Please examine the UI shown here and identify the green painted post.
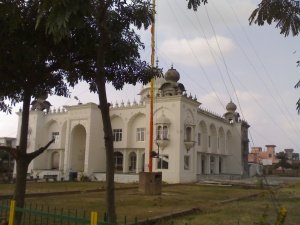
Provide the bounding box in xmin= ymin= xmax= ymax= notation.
xmin=83 ymin=210 xmax=86 ymax=220
xmin=28 ymin=203 xmax=32 ymax=225
xmin=134 ymin=217 xmax=137 ymax=225
xmin=67 ymin=209 xmax=71 ymax=225
xmin=40 ymin=205 xmax=44 ymax=225
xmin=54 ymin=206 xmax=57 ymax=225
xmin=22 ymin=202 xmax=26 ymax=224
xmin=60 ymin=208 xmax=63 ymax=225
xmin=124 ymin=216 xmax=126 ymax=225
xmin=34 ymin=203 xmax=38 ymax=225
xmin=46 ymin=206 xmax=49 ymax=225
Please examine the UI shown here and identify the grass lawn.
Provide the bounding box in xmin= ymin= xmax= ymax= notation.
xmin=162 ymin=183 xmax=300 ymax=225
xmin=1 ymin=182 xmax=299 ymax=224
xmin=0 ymin=181 xmax=135 ymax=195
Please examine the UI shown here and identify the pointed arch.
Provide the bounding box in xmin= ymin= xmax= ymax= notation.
xmin=226 ymin=130 xmax=233 ymax=155
xmin=114 ymin=151 xmax=123 ymax=172
xmin=70 ymin=124 xmax=86 ymax=172
xmin=47 ymin=120 xmax=60 ymax=145
xmin=199 ymin=120 xmax=208 ymax=152
xmin=209 ymin=124 xmax=217 ymax=153
xmin=128 ymin=151 xmax=137 ymax=173
xmin=127 ymin=112 xmax=146 ymax=146
xmin=218 ymin=127 xmax=225 ymax=154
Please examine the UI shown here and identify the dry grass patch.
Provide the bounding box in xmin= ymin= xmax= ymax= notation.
xmin=18 ymin=184 xmax=262 ymax=224
xmin=161 ymin=183 xmax=300 ymax=225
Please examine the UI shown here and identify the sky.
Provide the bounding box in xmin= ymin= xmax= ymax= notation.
xmin=0 ymin=0 xmax=300 ymax=153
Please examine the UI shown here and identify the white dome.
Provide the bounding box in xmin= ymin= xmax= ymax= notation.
xmin=226 ymin=101 xmax=237 ymax=112
xmin=165 ymin=67 xmax=180 ymax=83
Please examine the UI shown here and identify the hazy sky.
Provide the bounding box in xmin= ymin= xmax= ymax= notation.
xmin=1 ymin=0 xmax=300 ymax=153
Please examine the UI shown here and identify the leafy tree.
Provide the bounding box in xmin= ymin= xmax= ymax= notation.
xmin=249 ymin=0 xmax=300 ymax=37
xmin=0 ymin=0 xmax=68 ymax=223
xmin=274 ymin=151 xmax=292 ymax=170
xmin=249 ymin=1 xmax=300 ymax=113
xmin=187 ymin=0 xmax=300 ymax=36
xmin=186 ymin=0 xmax=208 ymax=10
xmin=38 ymin=0 xmax=161 ymax=222
xmin=187 ymin=0 xmax=300 ymax=112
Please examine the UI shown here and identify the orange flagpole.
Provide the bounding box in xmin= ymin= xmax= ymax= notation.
xmin=148 ymin=0 xmax=156 ymax=173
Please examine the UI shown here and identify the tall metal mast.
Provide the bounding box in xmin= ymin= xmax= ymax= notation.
xmin=148 ymin=0 xmax=156 ymax=173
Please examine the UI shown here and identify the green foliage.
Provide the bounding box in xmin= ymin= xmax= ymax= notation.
xmin=38 ymin=0 xmax=162 ymax=91
xmin=37 ymin=0 xmax=90 ymax=43
xmin=274 ymin=151 xmax=292 ymax=169
xmin=249 ymin=0 xmax=300 ymax=37
xmin=38 ymin=1 xmax=162 ymax=222
xmin=186 ymin=0 xmax=208 ymax=11
xmin=0 ymin=0 xmax=69 ymax=112
xmin=254 ymin=204 xmax=271 ymax=225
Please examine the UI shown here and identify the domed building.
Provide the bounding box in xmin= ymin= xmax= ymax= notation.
xmin=16 ymin=67 xmax=250 ymax=183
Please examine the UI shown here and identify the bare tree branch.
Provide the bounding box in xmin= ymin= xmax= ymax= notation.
xmin=27 ymin=138 xmax=55 ymax=161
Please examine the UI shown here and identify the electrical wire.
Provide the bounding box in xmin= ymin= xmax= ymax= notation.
xmin=225 ymin=0 xmax=300 ymax=140
xmin=166 ymin=0 xmax=226 ymax=109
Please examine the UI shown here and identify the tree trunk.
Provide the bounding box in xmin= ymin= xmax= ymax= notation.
xmin=13 ymin=89 xmax=31 ymax=225
xmin=14 ymin=158 xmax=29 ymax=225
xmin=95 ymin=47 xmax=116 ymax=222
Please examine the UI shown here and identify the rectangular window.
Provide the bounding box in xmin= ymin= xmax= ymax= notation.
xmin=198 ymin=133 xmax=201 ymax=146
xmin=162 ymin=126 xmax=168 ymax=140
xmin=136 ymin=128 xmax=145 ymax=142
xmin=184 ymin=155 xmax=190 ymax=170
xmin=156 ymin=126 xmax=162 ymax=140
xmin=113 ymin=129 xmax=122 ymax=142
xmin=157 ymin=155 xmax=169 ymax=169
xmin=208 ymin=136 xmax=211 ymax=148
xmin=52 ymin=132 xmax=60 ymax=143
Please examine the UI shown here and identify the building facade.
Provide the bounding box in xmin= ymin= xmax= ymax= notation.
xmin=16 ymin=67 xmax=250 ymax=183
xmin=0 ymin=137 xmax=16 ymax=181
xmin=248 ymin=145 xmax=278 ymax=166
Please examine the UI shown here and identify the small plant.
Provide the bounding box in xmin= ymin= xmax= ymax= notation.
xmin=274 ymin=207 xmax=287 ymax=225
xmin=254 ymin=204 xmax=271 ymax=225
xmin=79 ymin=173 xmax=91 ymax=182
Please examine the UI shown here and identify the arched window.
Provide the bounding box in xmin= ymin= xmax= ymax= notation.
xmin=156 ymin=126 xmax=162 ymax=140
xmin=114 ymin=152 xmax=123 ymax=172
xmin=185 ymin=127 xmax=192 ymax=141
xmin=162 ymin=126 xmax=168 ymax=140
xmin=128 ymin=152 xmax=137 ymax=172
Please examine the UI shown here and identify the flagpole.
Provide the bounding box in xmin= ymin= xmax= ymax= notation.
xmin=148 ymin=0 xmax=156 ymax=173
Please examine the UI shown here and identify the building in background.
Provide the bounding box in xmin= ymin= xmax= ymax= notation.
xmin=0 ymin=137 xmax=16 ymax=182
xmin=15 ymin=67 xmax=250 ymax=183
xmin=284 ymin=149 xmax=299 ymax=161
xmin=248 ymin=145 xmax=278 ymax=166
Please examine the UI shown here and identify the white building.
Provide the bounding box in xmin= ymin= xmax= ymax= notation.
xmin=16 ymin=67 xmax=250 ymax=183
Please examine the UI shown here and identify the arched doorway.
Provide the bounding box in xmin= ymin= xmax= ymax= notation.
xmin=70 ymin=124 xmax=86 ymax=172
xmin=128 ymin=152 xmax=137 ymax=173
xmin=51 ymin=152 xmax=59 ymax=169
xmin=114 ymin=152 xmax=123 ymax=172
